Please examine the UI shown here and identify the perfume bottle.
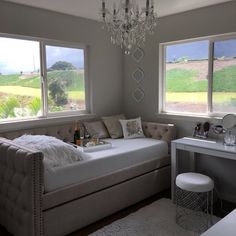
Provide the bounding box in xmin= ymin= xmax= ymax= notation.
xmin=224 ymin=130 xmax=236 ymax=146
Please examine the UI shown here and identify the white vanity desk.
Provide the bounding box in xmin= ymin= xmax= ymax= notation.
xmin=171 ymin=137 xmax=236 ymax=200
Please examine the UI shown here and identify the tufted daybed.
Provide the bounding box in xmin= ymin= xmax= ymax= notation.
xmin=0 ymin=121 xmax=176 ymax=236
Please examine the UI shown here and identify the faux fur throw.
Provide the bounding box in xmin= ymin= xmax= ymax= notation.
xmin=13 ymin=135 xmax=83 ymax=171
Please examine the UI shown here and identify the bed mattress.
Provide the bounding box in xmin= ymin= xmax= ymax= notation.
xmin=44 ymin=138 xmax=168 ymax=193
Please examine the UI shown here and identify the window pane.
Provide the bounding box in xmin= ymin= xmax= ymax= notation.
xmin=0 ymin=37 xmax=41 ymax=121
xmin=165 ymin=41 xmax=208 ymax=114
xmin=212 ymin=39 xmax=236 ymax=113
xmin=46 ymin=45 xmax=85 ymax=113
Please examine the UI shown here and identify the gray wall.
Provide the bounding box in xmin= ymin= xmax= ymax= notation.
xmin=0 ymin=1 xmax=123 ymax=117
xmin=124 ymin=1 xmax=236 ymax=202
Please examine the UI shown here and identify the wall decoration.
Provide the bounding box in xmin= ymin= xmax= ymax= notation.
xmin=132 ymin=87 xmax=145 ymax=103
xmin=132 ymin=47 xmax=144 ymax=63
xmin=132 ymin=67 xmax=144 ymax=83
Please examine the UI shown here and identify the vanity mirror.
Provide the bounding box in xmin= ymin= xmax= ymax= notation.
xmin=222 ymin=114 xmax=236 ymax=129
xmin=222 ymin=114 xmax=236 ymax=146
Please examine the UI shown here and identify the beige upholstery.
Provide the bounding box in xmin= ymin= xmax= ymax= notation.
xmin=142 ymin=122 xmax=176 ymax=147
xmin=0 ymin=121 xmax=176 ymax=146
xmin=0 ymin=138 xmax=43 ymax=236
xmin=0 ymin=121 xmax=176 ymax=236
xmin=0 ymin=122 xmax=75 ymax=142
xmin=44 ymin=166 xmax=171 ymax=236
xmin=43 ymin=156 xmax=170 ymax=210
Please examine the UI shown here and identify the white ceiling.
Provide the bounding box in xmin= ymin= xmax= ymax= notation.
xmin=5 ymin=0 xmax=234 ymax=21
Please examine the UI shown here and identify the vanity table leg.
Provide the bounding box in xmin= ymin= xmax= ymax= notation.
xmin=189 ymin=152 xmax=196 ymax=172
xmin=171 ymin=142 xmax=178 ymax=202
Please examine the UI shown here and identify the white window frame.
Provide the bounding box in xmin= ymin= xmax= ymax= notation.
xmin=158 ymin=32 xmax=236 ymax=120
xmin=0 ymin=33 xmax=91 ymax=125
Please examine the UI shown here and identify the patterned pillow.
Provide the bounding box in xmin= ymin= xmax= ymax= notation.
xmin=119 ymin=117 xmax=145 ymax=139
xmin=102 ymin=114 xmax=126 ymax=139
xmin=83 ymin=121 xmax=110 ymax=138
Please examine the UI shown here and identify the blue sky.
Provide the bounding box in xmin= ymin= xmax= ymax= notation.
xmin=166 ymin=39 xmax=236 ymax=62
xmin=0 ymin=37 xmax=84 ymax=75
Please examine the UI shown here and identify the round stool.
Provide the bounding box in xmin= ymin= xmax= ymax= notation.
xmin=176 ymin=172 xmax=214 ymax=233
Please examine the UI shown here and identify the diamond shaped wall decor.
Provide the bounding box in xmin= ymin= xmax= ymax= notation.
xmin=132 ymin=68 xmax=144 ymax=83
xmin=132 ymin=47 xmax=144 ymax=63
xmin=132 ymin=88 xmax=145 ymax=103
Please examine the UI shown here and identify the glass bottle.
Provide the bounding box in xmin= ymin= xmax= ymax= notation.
xmin=224 ymin=130 xmax=236 ymax=146
xmin=74 ymin=122 xmax=80 ymax=145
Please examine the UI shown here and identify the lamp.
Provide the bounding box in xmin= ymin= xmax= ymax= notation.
xmin=99 ymin=0 xmax=158 ymax=54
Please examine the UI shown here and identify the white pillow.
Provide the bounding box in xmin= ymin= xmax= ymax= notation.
xmin=119 ymin=117 xmax=145 ymax=139
xmin=13 ymin=135 xmax=83 ymax=171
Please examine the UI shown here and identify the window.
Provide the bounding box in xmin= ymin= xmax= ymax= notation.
xmin=212 ymin=39 xmax=236 ymax=114
xmin=0 ymin=35 xmax=87 ymax=122
xmin=45 ymin=45 xmax=86 ymax=113
xmin=159 ymin=33 xmax=236 ymax=116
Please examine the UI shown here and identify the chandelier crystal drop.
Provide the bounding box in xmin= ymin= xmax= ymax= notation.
xmin=99 ymin=0 xmax=158 ymax=55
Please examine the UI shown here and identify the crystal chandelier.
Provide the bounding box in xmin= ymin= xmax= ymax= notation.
xmin=100 ymin=0 xmax=158 ymax=54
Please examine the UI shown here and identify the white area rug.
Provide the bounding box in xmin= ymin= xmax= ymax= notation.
xmin=90 ymin=198 xmax=218 ymax=236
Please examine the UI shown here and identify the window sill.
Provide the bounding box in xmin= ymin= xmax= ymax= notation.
xmin=155 ymin=112 xmax=222 ymax=123
xmin=0 ymin=113 xmax=96 ymax=133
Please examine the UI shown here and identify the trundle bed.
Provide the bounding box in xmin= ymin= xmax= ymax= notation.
xmin=0 ymin=121 xmax=176 ymax=236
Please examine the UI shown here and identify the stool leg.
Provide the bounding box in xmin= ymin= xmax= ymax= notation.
xmin=210 ymin=190 xmax=214 ymax=225
xmin=207 ymin=190 xmax=214 ymax=228
xmin=207 ymin=191 xmax=210 ymax=228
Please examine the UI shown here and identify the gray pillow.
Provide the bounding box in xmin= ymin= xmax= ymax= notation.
xmin=83 ymin=120 xmax=109 ymax=138
xmin=102 ymin=114 xmax=126 ymax=139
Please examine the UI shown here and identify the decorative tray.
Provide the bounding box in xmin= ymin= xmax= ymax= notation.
xmin=72 ymin=140 xmax=112 ymax=152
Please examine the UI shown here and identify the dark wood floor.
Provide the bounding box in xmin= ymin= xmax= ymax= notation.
xmin=1 ymin=190 xmax=235 ymax=236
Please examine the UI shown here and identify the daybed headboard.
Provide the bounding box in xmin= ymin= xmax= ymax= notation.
xmin=0 ymin=121 xmax=176 ymax=145
xmin=142 ymin=122 xmax=176 ymax=146
xmin=0 ymin=122 xmax=75 ymax=142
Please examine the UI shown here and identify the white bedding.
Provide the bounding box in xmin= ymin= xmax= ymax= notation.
xmin=44 ymin=138 xmax=168 ymax=192
xmin=13 ymin=135 xmax=82 ymax=171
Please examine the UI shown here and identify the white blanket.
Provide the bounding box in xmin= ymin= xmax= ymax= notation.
xmin=13 ymin=135 xmax=83 ymax=171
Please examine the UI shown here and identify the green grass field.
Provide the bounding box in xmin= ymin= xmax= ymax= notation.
xmin=166 ymin=92 xmax=236 ymax=103
xmin=166 ymin=65 xmax=236 ymax=92
xmin=0 ymin=70 xmax=85 ymax=103
xmin=0 ymin=86 xmax=41 ymax=97
xmin=0 ymin=86 xmax=85 ymax=100
xmin=165 ymin=65 xmax=236 ymax=105
xmin=0 ymin=70 xmax=85 ymax=91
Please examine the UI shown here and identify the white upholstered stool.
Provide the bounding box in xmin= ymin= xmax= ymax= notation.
xmin=176 ymin=172 xmax=214 ymax=233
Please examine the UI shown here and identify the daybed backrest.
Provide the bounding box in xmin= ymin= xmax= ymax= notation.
xmin=0 ymin=122 xmax=75 ymax=141
xmin=0 ymin=121 xmax=176 ymax=145
xmin=142 ymin=122 xmax=176 ymax=146
xmin=0 ymin=138 xmax=43 ymax=236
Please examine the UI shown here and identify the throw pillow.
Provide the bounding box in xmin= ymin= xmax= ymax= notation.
xmin=102 ymin=114 xmax=126 ymax=139
xmin=13 ymin=135 xmax=82 ymax=171
xmin=119 ymin=117 xmax=145 ymax=139
xmin=83 ymin=120 xmax=110 ymax=138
